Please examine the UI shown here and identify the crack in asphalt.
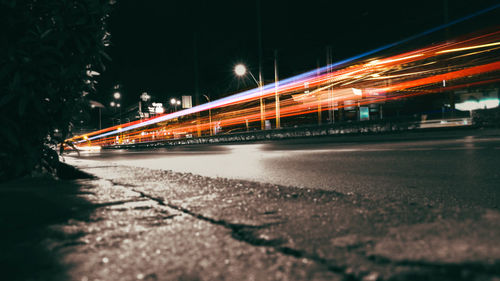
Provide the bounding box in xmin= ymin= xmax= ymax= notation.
xmin=91 ymin=198 xmax=147 ymax=208
xmin=100 ymin=180 xmax=358 ymax=279
xmin=391 ymin=258 xmax=500 ymax=280
xmin=97 ymin=178 xmax=500 ymax=281
xmin=134 ymin=192 xmax=356 ymax=278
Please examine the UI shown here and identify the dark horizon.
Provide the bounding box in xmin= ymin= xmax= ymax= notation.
xmin=94 ymin=0 xmax=500 ymax=109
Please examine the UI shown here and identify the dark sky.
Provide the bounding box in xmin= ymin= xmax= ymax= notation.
xmin=95 ymin=0 xmax=500 ymax=108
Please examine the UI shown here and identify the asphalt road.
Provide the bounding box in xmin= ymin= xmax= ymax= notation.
xmin=73 ymin=129 xmax=500 ymax=209
xmin=58 ymin=129 xmax=500 ymax=280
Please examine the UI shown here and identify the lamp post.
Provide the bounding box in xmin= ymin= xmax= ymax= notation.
xmin=234 ymin=63 xmax=265 ymax=130
xmin=109 ymin=101 xmax=121 ymax=126
xmin=90 ymin=100 xmax=105 ymax=130
xmin=112 ymin=91 xmax=121 ymax=124
xmin=91 ymin=104 xmax=102 ymax=130
xmin=170 ymin=98 xmax=181 ymax=112
xmin=203 ymin=94 xmax=212 ymax=136
xmin=170 ymin=98 xmax=176 ymax=112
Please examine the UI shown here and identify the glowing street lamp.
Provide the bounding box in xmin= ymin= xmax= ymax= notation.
xmin=234 ymin=63 xmax=264 ymax=130
xmin=234 ymin=64 xmax=247 ymax=76
xmin=111 ymin=90 xmax=122 ymax=125
xmin=170 ymin=98 xmax=181 ymax=111
xmin=234 ymin=64 xmax=259 ymax=85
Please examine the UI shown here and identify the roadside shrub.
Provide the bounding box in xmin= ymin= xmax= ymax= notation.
xmin=0 ymin=0 xmax=113 ymax=181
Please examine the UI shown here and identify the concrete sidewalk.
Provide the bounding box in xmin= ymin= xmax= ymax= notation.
xmin=2 ymin=158 xmax=500 ymax=280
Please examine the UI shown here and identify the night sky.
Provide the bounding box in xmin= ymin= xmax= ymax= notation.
xmin=95 ymin=0 xmax=500 ymax=108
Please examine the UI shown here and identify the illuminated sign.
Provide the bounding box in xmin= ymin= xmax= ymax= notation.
xmin=148 ymin=103 xmax=164 ymax=114
xmin=182 ymin=96 xmax=192 ymax=109
xmin=360 ymin=107 xmax=369 ymax=121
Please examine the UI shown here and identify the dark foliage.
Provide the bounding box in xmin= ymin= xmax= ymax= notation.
xmin=0 ymin=0 xmax=113 ymax=181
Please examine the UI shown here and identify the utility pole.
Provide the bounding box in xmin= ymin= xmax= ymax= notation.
xmin=274 ymin=50 xmax=280 ymax=129
xmin=444 ymin=0 xmax=455 ymax=118
xmin=194 ymin=33 xmax=202 ymax=137
xmin=193 ymin=33 xmax=200 ymax=107
xmin=326 ymin=46 xmax=334 ymax=123
xmin=257 ymin=0 xmax=265 ymax=130
xmin=317 ymin=59 xmax=322 ymax=125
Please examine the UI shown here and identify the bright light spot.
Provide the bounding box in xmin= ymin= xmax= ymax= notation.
xmin=455 ymin=98 xmax=499 ymax=111
xmin=140 ymin=92 xmax=151 ymax=101
xmin=456 ymin=100 xmax=479 ymax=111
xmin=176 ymin=100 xmax=181 ymax=105
xmin=170 ymin=98 xmax=176 ymax=105
xmin=79 ymin=146 xmax=101 ymax=152
xmin=86 ymin=70 xmax=100 ymax=77
xmin=234 ymin=64 xmax=246 ymax=76
xmin=110 ymin=101 xmax=115 ymax=107
xmin=480 ymin=98 xmax=500 ymax=109
xmin=113 ymin=92 xmax=121 ymax=99
xmin=83 ymin=135 xmax=88 ymax=140
xmin=116 ymin=103 xmax=121 ymax=108
xmin=352 ymin=88 xmax=362 ymax=96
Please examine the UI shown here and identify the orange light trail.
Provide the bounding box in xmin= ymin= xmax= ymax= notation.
xmin=69 ymin=28 xmax=500 ymax=148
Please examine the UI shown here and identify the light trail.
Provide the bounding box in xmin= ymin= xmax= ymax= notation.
xmin=72 ymin=3 xmax=500 ymax=144
xmin=436 ymin=41 xmax=500 ymax=54
xmin=70 ymin=11 xmax=500 ymax=148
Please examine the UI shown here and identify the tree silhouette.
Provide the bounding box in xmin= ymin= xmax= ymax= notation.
xmin=0 ymin=0 xmax=113 ymax=181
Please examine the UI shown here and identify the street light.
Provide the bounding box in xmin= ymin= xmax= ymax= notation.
xmin=234 ymin=64 xmax=259 ymax=85
xmin=90 ymin=100 xmax=105 ymax=130
xmin=203 ymin=94 xmax=212 ymax=136
xmin=170 ymin=98 xmax=181 ymax=111
xmin=112 ymin=90 xmax=122 ymax=125
xmin=234 ymin=63 xmax=265 ymax=130
xmin=234 ymin=64 xmax=247 ymax=76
